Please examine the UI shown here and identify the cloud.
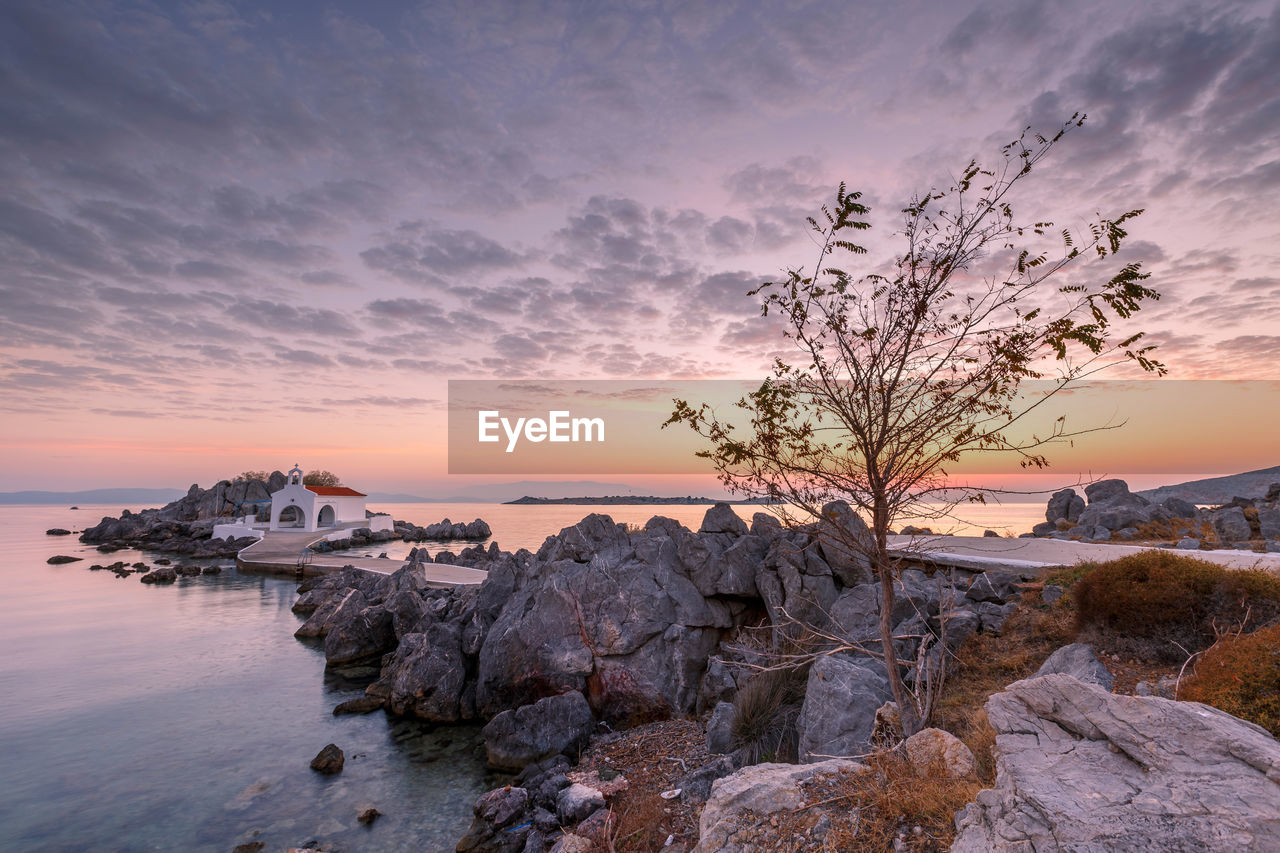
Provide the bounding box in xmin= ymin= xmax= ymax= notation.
xmin=361 ymin=222 xmax=530 ymax=284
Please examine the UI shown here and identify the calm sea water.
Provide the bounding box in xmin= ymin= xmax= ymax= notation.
xmin=0 ymin=500 xmax=1046 ymax=852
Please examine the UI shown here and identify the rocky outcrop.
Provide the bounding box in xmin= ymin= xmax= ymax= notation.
xmin=1030 ymin=478 xmax=1204 ymax=540
xmin=952 ymin=674 xmax=1280 ymax=852
xmin=395 ymin=517 xmax=492 ymax=541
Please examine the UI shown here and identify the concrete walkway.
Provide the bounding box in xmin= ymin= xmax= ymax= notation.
xmin=888 ymin=535 xmax=1280 ymax=573
xmin=235 ymin=526 xmax=487 ymax=587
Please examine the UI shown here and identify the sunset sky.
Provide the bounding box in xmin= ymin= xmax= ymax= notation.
xmin=1 ymin=0 xmax=1278 ymax=494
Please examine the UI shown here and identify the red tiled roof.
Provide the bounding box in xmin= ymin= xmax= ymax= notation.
xmin=305 ymin=485 xmax=366 ymax=497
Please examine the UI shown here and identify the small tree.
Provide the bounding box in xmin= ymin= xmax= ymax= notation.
xmin=668 ymin=115 xmax=1164 ymax=736
xmin=302 ymin=470 xmax=342 ymax=486
xmin=233 ymin=470 xmax=268 ymax=482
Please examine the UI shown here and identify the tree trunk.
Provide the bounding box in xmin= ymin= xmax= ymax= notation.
xmin=877 ymin=552 xmax=921 ymax=737
xmin=871 ymin=492 xmax=920 ymax=737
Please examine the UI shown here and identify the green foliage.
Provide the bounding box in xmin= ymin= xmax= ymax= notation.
xmin=730 ymin=667 xmax=807 ymax=764
xmin=302 ymin=470 xmax=341 ymax=486
xmin=233 ymin=470 xmax=268 ymax=482
xmin=1182 ymin=623 xmax=1280 ymax=737
xmin=1073 ymin=552 xmax=1280 ymax=659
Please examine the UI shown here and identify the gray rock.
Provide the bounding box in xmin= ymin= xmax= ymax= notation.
xmin=1211 ymin=505 xmax=1252 ymax=542
xmin=482 ymin=691 xmax=595 ymax=772
xmin=1035 ymin=642 xmax=1113 ymax=690
xmin=796 ymin=655 xmax=890 ymax=762
xmin=815 ymin=500 xmax=873 ymax=586
xmin=697 ymin=658 xmax=737 ymax=713
xmin=294 ymin=587 xmax=366 ymax=639
xmin=694 ymin=759 xmax=863 ymax=853
xmin=1258 ymin=507 xmax=1280 ymax=540
xmin=952 ymin=674 xmax=1280 ymax=852
xmin=699 ymin=502 xmax=748 ymax=536
xmin=1041 ymin=584 xmax=1064 ymax=605
xmin=1045 ymin=488 xmax=1084 ymax=524
xmin=706 ymin=701 xmax=736 ymax=755
xmin=677 ymin=753 xmax=739 ymax=803
xmin=140 ymin=566 xmax=176 ymax=584
xmin=1176 ymin=537 xmax=1201 ymax=550
xmin=1030 ymin=520 xmax=1058 ymax=537
xmin=457 ymin=786 xmax=531 ymax=853
xmin=1084 ymin=478 xmax=1131 ymax=504
xmin=1086 ymin=525 xmax=1111 ymax=541
xmin=556 ymin=782 xmax=605 ymax=824
xmin=1161 ymin=496 xmax=1200 ymax=518
xmin=323 ymin=600 xmax=395 ymax=665
xmin=1112 ymin=526 xmax=1139 ymax=541
xmin=749 ymin=512 xmax=783 ymax=538
xmin=381 ymin=622 xmax=469 ymax=721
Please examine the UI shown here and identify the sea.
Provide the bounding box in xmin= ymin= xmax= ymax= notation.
xmin=0 ymin=500 xmax=1047 ymax=852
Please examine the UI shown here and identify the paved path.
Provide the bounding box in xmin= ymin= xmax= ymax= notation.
xmin=235 ymin=526 xmax=487 ymax=586
xmin=888 ymin=535 xmax=1280 ymax=573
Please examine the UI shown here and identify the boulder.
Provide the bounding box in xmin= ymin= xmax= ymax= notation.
xmin=1211 ymin=506 xmax=1252 ymax=542
xmin=1084 ymin=479 xmax=1131 ymax=504
xmin=1258 ymin=507 xmax=1280 ymax=540
xmin=815 ymin=500 xmax=873 ymax=586
xmin=903 ymin=727 xmax=976 ymax=779
xmin=1161 ymin=496 xmax=1200 ymax=518
xmin=796 ymin=655 xmax=890 ymax=762
xmin=381 ymin=622 xmax=469 ymax=722
xmin=1045 ymin=489 xmax=1084 ymax=524
xmin=694 ymin=759 xmax=863 ymax=853
xmin=456 ymin=786 xmax=531 ymax=853
xmin=45 ymin=528 xmax=72 ymax=536
xmin=699 ymin=502 xmax=748 ymax=536
xmin=706 ymin=701 xmax=736 ymax=755
xmin=556 ymin=782 xmax=605 ymax=824
xmin=323 ymin=600 xmax=395 ymax=665
xmin=952 ymin=674 xmax=1280 ymax=852
xmin=46 ymin=555 xmax=82 ymax=564
xmin=140 ymin=567 xmax=177 ymax=584
xmin=1034 ymin=642 xmax=1113 ymax=690
xmin=677 ymin=754 xmax=740 ymax=804
xmin=309 ymin=743 xmax=344 ymax=774
xmin=482 ymin=691 xmax=595 ymax=772
xmin=1176 ymin=537 xmax=1201 ymax=550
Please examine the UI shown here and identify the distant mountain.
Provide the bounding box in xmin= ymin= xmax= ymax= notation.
xmin=0 ymin=488 xmax=187 ymax=506
xmin=366 ymin=481 xmax=657 ymax=503
xmin=1137 ymin=466 xmax=1280 ymax=505
xmin=505 ymin=495 xmax=777 ymax=505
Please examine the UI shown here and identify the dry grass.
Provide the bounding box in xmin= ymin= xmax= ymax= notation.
xmin=1182 ymin=622 xmax=1280 ymax=737
xmin=807 ymin=752 xmax=982 ymax=851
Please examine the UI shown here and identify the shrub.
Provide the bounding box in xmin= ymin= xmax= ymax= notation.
xmin=1073 ymin=551 xmax=1280 ymax=660
xmin=1182 ymin=623 xmax=1280 ymax=737
xmin=730 ymin=667 xmax=806 ymax=764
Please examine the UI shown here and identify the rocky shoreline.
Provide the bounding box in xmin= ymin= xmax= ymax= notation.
xmin=1025 ymin=477 xmax=1280 ymax=551
xmin=290 ymin=498 xmax=1280 ymax=852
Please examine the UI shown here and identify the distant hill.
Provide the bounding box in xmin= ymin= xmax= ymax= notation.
xmin=1137 ymin=466 xmax=1280 ymax=505
xmin=367 ymin=481 xmax=657 ymax=503
xmin=505 ymin=495 xmax=777 ymax=505
xmin=0 ymin=488 xmax=186 ymax=506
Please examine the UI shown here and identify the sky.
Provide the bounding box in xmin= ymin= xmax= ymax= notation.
xmin=1 ymin=0 xmax=1278 ymax=494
